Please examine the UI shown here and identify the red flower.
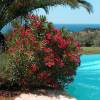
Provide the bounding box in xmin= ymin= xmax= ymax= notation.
xmin=45 ymin=61 xmax=55 ymax=67
xmin=53 ymin=28 xmax=61 ymax=35
xmin=16 ymin=40 xmax=20 ymax=46
xmin=32 ymin=21 xmax=41 ymax=28
xmin=38 ymin=71 xmax=49 ymax=80
xmin=53 ymin=34 xmax=68 ymax=49
xmin=65 ymin=52 xmax=72 ymax=57
xmin=54 ymin=57 xmax=61 ymax=62
xmin=30 ymin=36 xmax=36 ymax=41
xmin=60 ymin=61 xmax=64 ymax=67
xmin=22 ymin=31 xmax=29 ymax=37
xmin=33 ymin=42 xmax=39 ymax=47
xmin=31 ymin=64 xmax=37 ymax=72
xmin=42 ymin=47 xmax=53 ymax=53
xmin=29 ymin=15 xmax=39 ymax=20
xmin=42 ymin=39 xmax=50 ymax=45
xmin=53 ymin=34 xmax=60 ymax=42
xmin=54 ymin=57 xmax=64 ymax=67
xmin=45 ymin=32 xmax=52 ymax=40
xmin=25 ymin=39 xmax=29 ymax=45
xmin=70 ymin=55 xmax=75 ymax=61
xmin=75 ymin=41 xmax=81 ymax=50
xmin=44 ymin=55 xmax=55 ymax=67
xmin=58 ymin=39 xmax=67 ymax=49
xmin=21 ymin=28 xmax=31 ymax=38
xmin=66 ymin=39 xmax=71 ymax=45
xmin=44 ymin=55 xmax=51 ymax=62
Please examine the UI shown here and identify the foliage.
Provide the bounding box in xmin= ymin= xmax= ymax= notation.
xmin=74 ymin=29 xmax=100 ymax=47
xmin=5 ymin=15 xmax=81 ymax=89
xmin=0 ymin=53 xmax=11 ymax=82
xmin=0 ymin=0 xmax=92 ymax=30
xmin=0 ymin=33 xmax=6 ymax=53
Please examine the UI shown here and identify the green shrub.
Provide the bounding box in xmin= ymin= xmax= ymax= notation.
xmin=6 ymin=15 xmax=80 ymax=90
xmin=75 ymin=29 xmax=100 ymax=47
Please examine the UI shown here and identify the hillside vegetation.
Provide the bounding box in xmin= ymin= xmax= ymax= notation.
xmin=74 ymin=28 xmax=100 ymax=47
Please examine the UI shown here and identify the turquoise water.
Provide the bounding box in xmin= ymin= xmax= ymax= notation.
xmin=66 ymin=54 xmax=100 ymax=100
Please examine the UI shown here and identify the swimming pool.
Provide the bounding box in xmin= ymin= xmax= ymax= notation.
xmin=66 ymin=54 xmax=100 ymax=100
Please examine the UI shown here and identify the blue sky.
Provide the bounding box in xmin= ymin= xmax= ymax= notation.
xmin=36 ymin=0 xmax=100 ymax=24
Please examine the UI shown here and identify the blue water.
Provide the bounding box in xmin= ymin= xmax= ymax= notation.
xmin=54 ymin=24 xmax=100 ymax=32
xmin=65 ymin=54 xmax=100 ymax=100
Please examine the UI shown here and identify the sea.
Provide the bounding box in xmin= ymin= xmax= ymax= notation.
xmin=54 ymin=24 xmax=100 ymax=32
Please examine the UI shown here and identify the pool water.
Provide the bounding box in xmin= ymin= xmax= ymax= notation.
xmin=66 ymin=54 xmax=100 ymax=100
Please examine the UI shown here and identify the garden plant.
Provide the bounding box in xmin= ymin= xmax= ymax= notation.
xmin=3 ymin=15 xmax=81 ymax=90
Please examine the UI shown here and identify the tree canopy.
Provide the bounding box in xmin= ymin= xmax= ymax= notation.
xmin=0 ymin=0 xmax=92 ymax=31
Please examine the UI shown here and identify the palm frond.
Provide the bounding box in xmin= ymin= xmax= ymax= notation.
xmin=0 ymin=0 xmax=93 ymax=31
xmin=38 ymin=0 xmax=92 ymax=13
xmin=78 ymin=0 xmax=93 ymax=13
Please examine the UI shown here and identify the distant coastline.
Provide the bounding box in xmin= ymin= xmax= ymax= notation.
xmin=54 ymin=24 xmax=100 ymax=32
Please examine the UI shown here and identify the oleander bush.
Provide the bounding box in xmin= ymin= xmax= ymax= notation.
xmin=6 ymin=15 xmax=81 ymax=90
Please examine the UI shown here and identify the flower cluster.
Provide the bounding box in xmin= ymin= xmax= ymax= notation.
xmin=7 ymin=15 xmax=81 ymax=89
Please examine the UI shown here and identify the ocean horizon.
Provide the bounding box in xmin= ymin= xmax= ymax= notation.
xmin=54 ymin=24 xmax=100 ymax=32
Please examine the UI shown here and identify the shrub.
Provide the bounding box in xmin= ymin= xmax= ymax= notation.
xmin=6 ymin=15 xmax=80 ymax=90
xmin=75 ymin=29 xmax=100 ymax=47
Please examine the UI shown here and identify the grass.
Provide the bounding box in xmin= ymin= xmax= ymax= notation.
xmin=81 ymin=47 xmax=100 ymax=54
xmin=0 ymin=53 xmax=11 ymax=81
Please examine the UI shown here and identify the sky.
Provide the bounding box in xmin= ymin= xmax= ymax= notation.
xmin=35 ymin=0 xmax=100 ymax=24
